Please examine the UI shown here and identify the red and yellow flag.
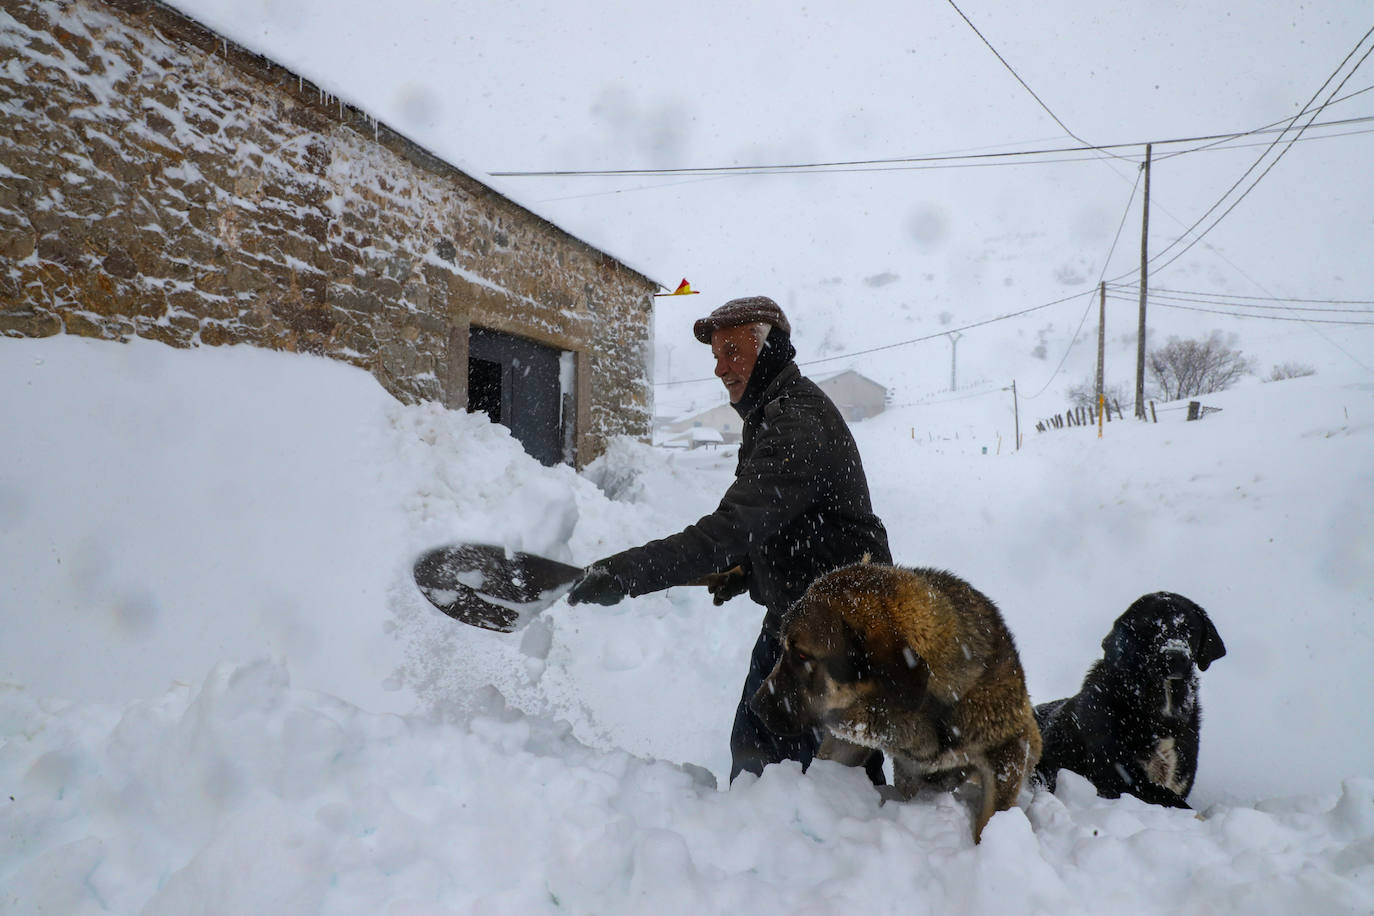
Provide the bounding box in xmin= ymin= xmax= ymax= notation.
xmin=654 ymin=278 xmax=699 ymax=297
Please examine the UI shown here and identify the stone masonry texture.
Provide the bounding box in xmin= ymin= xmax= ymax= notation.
xmin=1 ymin=0 xmax=658 ymax=464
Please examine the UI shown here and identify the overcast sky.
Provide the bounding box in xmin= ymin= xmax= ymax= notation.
xmin=167 ymin=0 xmax=1374 ymax=396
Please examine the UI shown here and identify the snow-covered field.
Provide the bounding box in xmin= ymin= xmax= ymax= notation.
xmin=3 ymin=334 xmax=1372 ymax=913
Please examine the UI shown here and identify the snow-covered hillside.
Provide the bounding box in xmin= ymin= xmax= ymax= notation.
xmin=2 ymin=335 xmax=1372 ymax=913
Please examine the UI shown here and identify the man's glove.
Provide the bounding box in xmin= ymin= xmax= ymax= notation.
xmin=701 ymin=565 xmax=748 ymax=606
xmin=566 ymin=562 xmax=626 ymax=606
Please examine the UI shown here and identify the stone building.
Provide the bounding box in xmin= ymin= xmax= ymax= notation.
xmin=0 ymin=0 xmax=659 ymax=466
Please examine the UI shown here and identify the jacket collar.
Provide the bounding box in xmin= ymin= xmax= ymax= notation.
xmin=737 ymin=362 xmax=800 ymax=422
xmin=731 ymin=327 xmax=798 ymax=419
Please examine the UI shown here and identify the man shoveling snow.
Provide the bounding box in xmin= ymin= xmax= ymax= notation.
xmin=567 ymin=296 xmax=892 ymax=784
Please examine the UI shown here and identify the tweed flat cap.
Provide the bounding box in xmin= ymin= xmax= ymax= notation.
xmin=692 ymin=296 xmax=792 ymax=343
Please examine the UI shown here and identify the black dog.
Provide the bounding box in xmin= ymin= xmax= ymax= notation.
xmin=1033 ymin=592 xmax=1225 ymax=809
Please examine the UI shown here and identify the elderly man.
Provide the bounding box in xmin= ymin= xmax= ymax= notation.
xmin=568 ymin=296 xmax=891 ymax=783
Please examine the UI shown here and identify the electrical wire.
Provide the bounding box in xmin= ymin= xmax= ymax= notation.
xmin=490 ymin=92 xmax=1374 ymax=180
xmin=1110 ymin=284 xmax=1374 ymax=306
xmin=518 ymin=118 xmax=1374 ymax=201
xmin=940 ymin=0 xmax=1131 ymax=162
xmin=1141 ymin=28 xmax=1374 ymax=277
xmin=642 ymin=34 xmax=1374 ymax=390
xmin=1168 ymin=122 xmax=1374 ymax=160
xmin=1024 ymin=166 xmax=1145 ymax=399
xmin=1107 ymin=288 xmax=1374 ymax=313
xmin=654 ymin=290 xmax=1089 ymax=387
xmin=1103 ymin=293 xmax=1374 ymax=325
xmin=1152 ymin=84 xmax=1374 ymax=162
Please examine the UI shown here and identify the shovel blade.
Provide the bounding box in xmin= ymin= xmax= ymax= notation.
xmin=413 ymin=543 xmax=583 ymax=632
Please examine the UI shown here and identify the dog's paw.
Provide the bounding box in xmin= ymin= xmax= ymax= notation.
xmin=875 ymin=784 xmax=906 ymax=805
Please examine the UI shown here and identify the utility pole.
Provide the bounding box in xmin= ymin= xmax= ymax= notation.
xmin=1097 ymin=281 xmax=1106 ymax=438
xmin=1011 ymin=379 xmax=1020 ymax=450
xmin=948 ymin=331 xmax=963 ymax=391
xmin=1135 ymin=143 xmax=1152 ymax=419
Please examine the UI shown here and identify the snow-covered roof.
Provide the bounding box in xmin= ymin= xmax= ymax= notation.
xmin=811 ymin=367 xmax=886 ymax=389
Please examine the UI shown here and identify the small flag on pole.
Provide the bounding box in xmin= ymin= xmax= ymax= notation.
xmin=654 ymin=278 xmax=699 ymax=297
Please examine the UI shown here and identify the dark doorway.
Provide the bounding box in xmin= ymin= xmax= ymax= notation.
xmin=467 ymin=357 xmax=503 ymax=423
xmin=467 ymin=327 xmax=570 ymax=466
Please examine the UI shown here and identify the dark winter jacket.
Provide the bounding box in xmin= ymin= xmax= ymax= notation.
xmin=604 ymin=361 xmax=891 ymax=634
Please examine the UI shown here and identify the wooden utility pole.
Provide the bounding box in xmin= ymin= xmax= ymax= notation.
xmin=1097 ymin=281 xmax=1106 ymax=438
xmin=1134 ymin=143 xmax=1152 ymax=419
xmin=1011 ymin=379 xmax=1020 ymax=450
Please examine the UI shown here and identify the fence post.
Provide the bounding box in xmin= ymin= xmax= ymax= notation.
xmin=1187 ymin=401 xmax=1201 ymax=421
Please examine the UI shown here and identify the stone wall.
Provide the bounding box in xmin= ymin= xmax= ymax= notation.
xmin=0 ymin=0 xmax=658 ymax=464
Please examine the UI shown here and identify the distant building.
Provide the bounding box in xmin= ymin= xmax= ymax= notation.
xmin=812 ymin=368 xmax=889 ymax=422
xmin=659 ymin=368 xmax=886 ymax=445
xmin=660 ymin=402 xmax=742 ymax=446
xmin=662 ymin=426 xmax=725 ymax=450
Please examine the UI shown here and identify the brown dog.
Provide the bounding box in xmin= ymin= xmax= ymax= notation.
xmin=750 ymin=562 xmax=1041 ymax=843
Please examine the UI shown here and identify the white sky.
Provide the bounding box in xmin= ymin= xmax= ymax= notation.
xmin=166 ymin=0 xmax=1374 ymax=399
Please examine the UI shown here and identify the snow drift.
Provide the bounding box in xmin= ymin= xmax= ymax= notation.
xmin=2 ymin=335 xmax=1372 ymax=913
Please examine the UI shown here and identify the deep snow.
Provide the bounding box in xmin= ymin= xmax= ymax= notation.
xmin=3 ymin=334 xmax=1372 ymax=913
xmin=6 ymin=0 xmax=1374 ymax=909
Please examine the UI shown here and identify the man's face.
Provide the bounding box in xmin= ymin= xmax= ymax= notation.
xmin=711 ymin=325 xmax=762 ymax=403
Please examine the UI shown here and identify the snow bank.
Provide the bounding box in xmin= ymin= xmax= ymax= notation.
xmin=3 ymin=335 xmax=1373 ymax=913
xmin=4 ymin=659 xmax=1372 ymax=914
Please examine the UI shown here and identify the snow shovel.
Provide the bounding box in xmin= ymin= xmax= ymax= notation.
xmin=413 ymin=543 xmax=740 ymax=633
xmin=413 ymin=543 xmax=584 ymax=633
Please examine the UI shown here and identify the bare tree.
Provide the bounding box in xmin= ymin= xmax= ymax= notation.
xmin=1147 ymin=331 xmax=1254 ymax=401
xmin=1066 ymin=378 xmax=1132 ymax=411
xmin=1266 ymin=362 xmax=1316 ymax=382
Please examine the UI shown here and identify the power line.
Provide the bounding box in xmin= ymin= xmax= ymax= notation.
xmin=1152 ymin=84 xmax=1374 ymax=162
xmin=1173 ymin=121 xmax=1374 ymax=159
xmin=1108 ymin=287 xmax=1374 ymax=312
xmin=654 ymin=290 xmax=1089 ymax=387
xmin=1141 ymin=27 xmax=1374 ymax=278
xmin=490 ymin=93 xmax=1374 ymax=180
xmin=1023 ymin=290 xmax=1099 ymax=400
xmin=1025 ymin=166 xmax=1145 ymax=399
xmin=645 ymin=33 xmax=1374 ymax=390
xmin=521 ymin=117 xmax=1374 ymax=202
xmin=940 ymin=0 xmax=1131 ymax=162
xmin=1111 ymin=284 xmax=1374 ymax=306
xmin=1104 ymin=293 xmax=1374 ymax=325
xmin=1150 ymin=304 xmax=1374 ymax=325
xmin=655 ymin=280 xmax=1374 ymax=391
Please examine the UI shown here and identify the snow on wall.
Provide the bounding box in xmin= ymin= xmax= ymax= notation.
xmin=0 ymin=0 xmax=656 ymax=457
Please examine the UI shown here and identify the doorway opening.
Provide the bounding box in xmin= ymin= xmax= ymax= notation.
xmin=467 ymin=327 xmax=573 ymax=466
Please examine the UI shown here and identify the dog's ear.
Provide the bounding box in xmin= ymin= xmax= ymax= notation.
xmin=1101 ymin=624 xmax=1131 ymax=661
xmin=822 ymin=618 xmax=871 ymax=683
xmin=880 ymin=641 xmax=930 ymax=709
xmin=1187 ymin=602 xmax=1227 ymax=670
